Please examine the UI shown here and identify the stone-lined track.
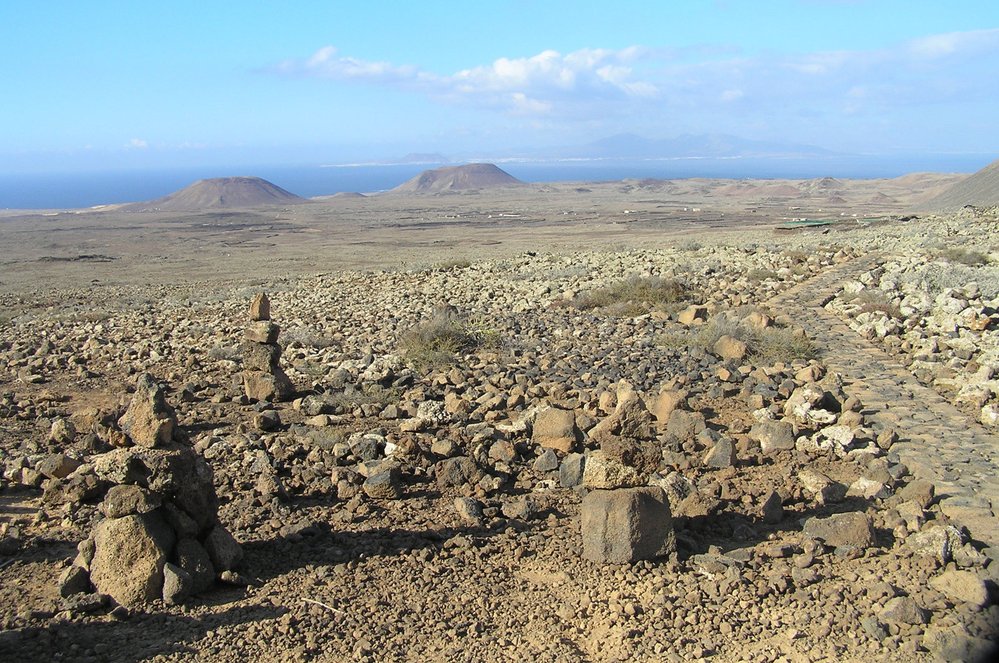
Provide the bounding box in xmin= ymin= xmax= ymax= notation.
xmin=768 ymin=254 xmax=999 ymax=557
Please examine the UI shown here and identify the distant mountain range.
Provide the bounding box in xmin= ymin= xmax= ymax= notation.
xmin=541 ymin=133 xmax=835 ymax=160
xmin=386 ymin=133 xmax=835 ymax=165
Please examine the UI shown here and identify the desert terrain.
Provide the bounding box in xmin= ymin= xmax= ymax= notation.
xmin=0 ymin=165 xmax=997 ymax=662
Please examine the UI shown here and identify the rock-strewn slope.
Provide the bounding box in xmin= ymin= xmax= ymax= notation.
xmin=827 ymin=208 xmax=999 ymax=427
xmin=921 ymin=159 xmax=999 ymax=212
xmin=0 ymin=231 xmax=996 ymax=662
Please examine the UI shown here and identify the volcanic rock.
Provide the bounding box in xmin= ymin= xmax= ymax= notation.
xmin=803 ymin=512 xmax=876 ymax=549
xmin=581 ymin=487 xmax=676 ymax=563
xmin=89 ymin=511 xmax=175 ymax=606
xmin=118 ymin=373 xmax=176 ymax=448
xmin=532 ymin=406 xmax=579 ymax=453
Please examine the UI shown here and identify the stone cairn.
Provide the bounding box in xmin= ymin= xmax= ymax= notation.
xmin=580 ymin=382 xmax=677 ymax=564
xmin=59 ymin=373 xmax=243 ymax=607
xmin=242 ymin=293 xmax=293 ymax=402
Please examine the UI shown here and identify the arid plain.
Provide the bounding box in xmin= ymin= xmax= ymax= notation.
xmin=1 ymin=167 xmax=998 ymax=662
xmin=0 ymin=171 xmax=961 ymax=290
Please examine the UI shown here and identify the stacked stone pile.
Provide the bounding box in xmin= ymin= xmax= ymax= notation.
xmin=59 ymin=373 xmax=242 ymax=607
xmin=579 ymin=382 xmax=677 ymax=563
xmin=242 ymin=293 xmax=293 ymax=402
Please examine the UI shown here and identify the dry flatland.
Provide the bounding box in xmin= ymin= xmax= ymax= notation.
xmin=0 ymin=173 xmax=997 ymax=663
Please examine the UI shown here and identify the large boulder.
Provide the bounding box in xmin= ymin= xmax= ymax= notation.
xmin=784 ymin=384 xmax=837 ymax=426
xmin=91 ymin=444 xmax=218 ymax=532
xmin=435 ymin=456 xmax=483 ymax=490
xmin=243 ymin=369 xmax=294 ymax=403
xmin=118 ymin=373 xmax=176 ymax=448
xmin=175 ymin=537 xmax=216 ymax=594
xmin=204 ymin=526 xmax=243 ymax=572
xmin=89 ymin=512 xmax=176 ymax=606
xmin=590 ymin=391 xmax=656 ymax=442
xmin=749 ymin=420 xmax=796 ymax=454
xmin=713 ymin=335 xmax=747 ymax=361
xmin=929 ymin=569 xmax=990 ymax=607
xmin=532 ymin=407 xmax=579 ymax=453
xmin=581 ymin=487 xmax=676 ymax=563
xmin=803 ymin=512 xmax=876 ymax=549
xmin=100 ymin=484 xmax=161 ymax=519
xmin=651 ymin=389 xmax=687 ymax=427
xmin=244 ymin=321 xmax=280 ymax=344
xmin=241 ymin=341 xmax=282 ymax=372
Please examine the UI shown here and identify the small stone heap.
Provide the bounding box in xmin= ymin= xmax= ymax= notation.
xmin=60 ymin=373 xmax=242 ymax=607
xmin=580 ymin=382 xmax=676 ymax=563
xmin=242 ymin=293 xmax=293 ymax=402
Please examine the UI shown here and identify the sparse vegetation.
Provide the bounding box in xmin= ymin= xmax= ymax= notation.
xmin=399 ymin=308 xmax=493 ymax=370
xmin=937 ymin=246 xmax=989 ymax=266
xmin=281 ymin=325 xmax=338 ymax=349
xmin=571 ymin=276 xmax=691 ymax=316
xmin=659 ymin=315 xmax=817 ymax=364
xmin=901 ymin=263 xmax=999 ymax=299
xmin=852 ymin=290 xmax=903 ymax=319
xmin=432 ymin=258 xmax=473 ymax=271
xmin=783 ymin=249 xmax=810 ymax=264
xmin=330 ymin=384 xmax=400 ymax=411
xmin=746 ymin=268 xmax=779 ymax=282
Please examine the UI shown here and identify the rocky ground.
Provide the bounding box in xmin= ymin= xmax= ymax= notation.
xmin=0 ymin=209 xmax=997 ymax=662
xmin=826 ymin=206 xmax=999 ymax=428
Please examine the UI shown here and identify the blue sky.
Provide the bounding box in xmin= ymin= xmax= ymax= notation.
xmin=1 ymin=0 xmax=997 ymax=172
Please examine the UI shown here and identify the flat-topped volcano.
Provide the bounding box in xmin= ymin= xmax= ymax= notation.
xmin=921 ymin=158 xmax=999 ymax=212
xmin=123 ymin=177 xmax=304 ymax=211
xmin=390 ymin=163 xmax=523 ymax=193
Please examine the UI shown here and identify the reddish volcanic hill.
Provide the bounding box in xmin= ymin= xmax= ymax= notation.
xmin=123 ymin=177 xmax=304 ymax=211
xmin=390 ymin=163 xmax=524 ymax=193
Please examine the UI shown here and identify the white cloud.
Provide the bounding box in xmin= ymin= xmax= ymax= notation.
xmin=126 ymin=138 xmax=148 ymax=149
xmin=275 ymin=45 xmax=418 ymax=84
xmin=273 ymin=46 xmax=658 ymax=115
xmin=268 ymin=29 xmax=999 ymax=143
xmin=908 ymin=28 xmax=999 ymax=59
xmin=509 ymin=92 xmax=552 ymax=115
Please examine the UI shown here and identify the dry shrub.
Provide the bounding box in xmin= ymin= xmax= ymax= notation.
xmin=852 ymin=290 xmax=903 ymax=319
xmin=746 ymin=268 xmax=779 ymax=283
xmin=937 ymin=247 xmax=989 ymax=266
xmin=331 ymin=384 xmax=400 ymax=411
xmin=572 ymin=276 xmax=691 ymax=316
xmin=659 ymin=315 xmax=817 ymax=364
xmin=399 ymin=308 xmax=494 ymax=370
xmin=432 ymin=258 xmax=472 ymax=271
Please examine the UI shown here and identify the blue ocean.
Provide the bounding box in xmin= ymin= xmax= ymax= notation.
xmin=0 ymin=154 xmax=992 ymax=210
